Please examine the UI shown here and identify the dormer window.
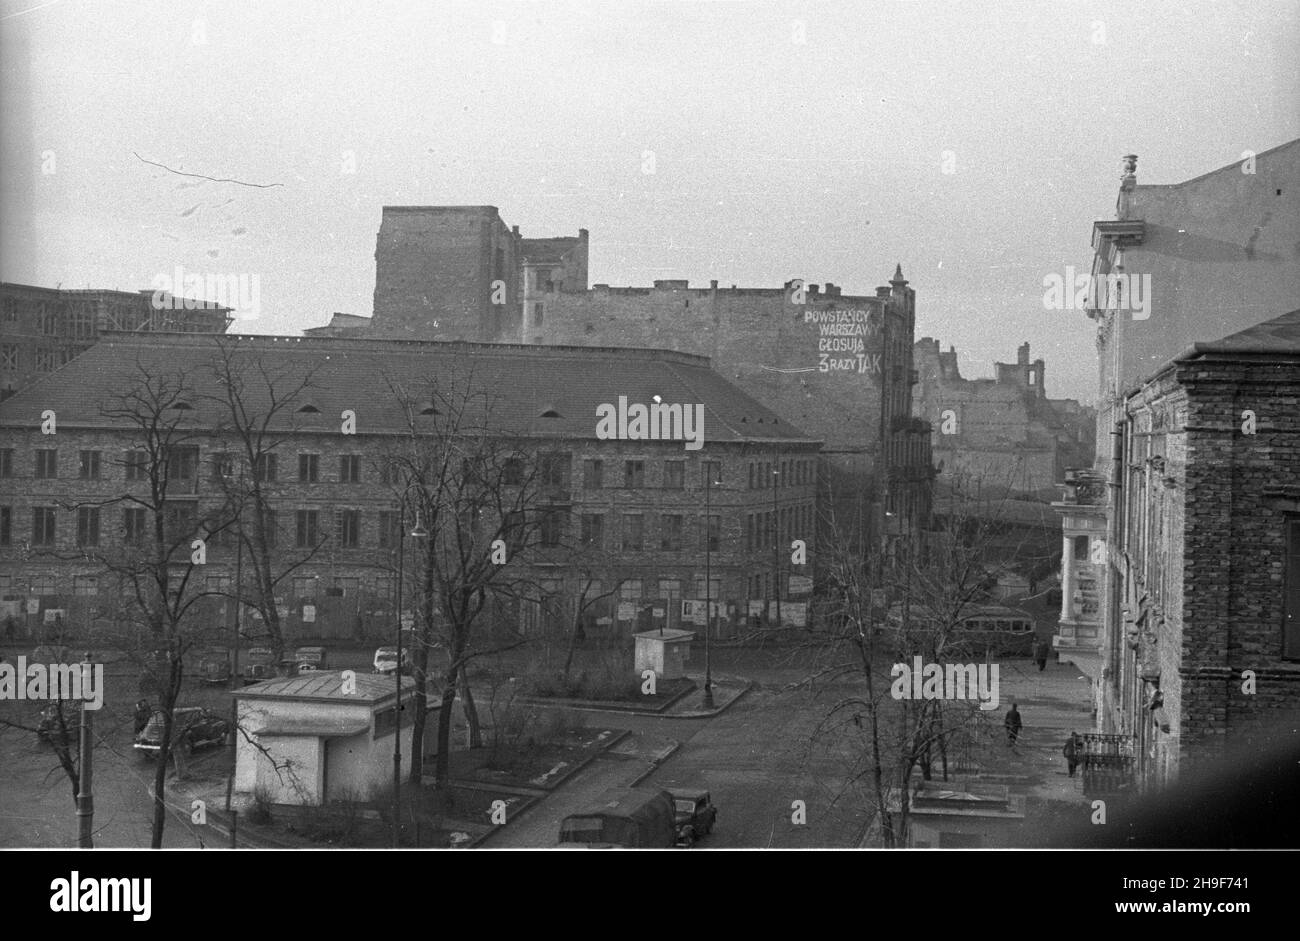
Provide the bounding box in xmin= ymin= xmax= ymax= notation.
xmin=419 ymin=403 xmax=440 ymax=416
xmin=297 ymin=403 xmax=320 ymax=414
xmin=539 ymin=404 xmax=561 ymax=418
xmin=171 ymin=400 xmax=194 ymax=411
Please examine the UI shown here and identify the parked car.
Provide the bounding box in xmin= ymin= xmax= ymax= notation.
xmin=36 ymin=703 xmax=80 ymax=749
xmin=294 ymin=646 xmax=328 ymax=673
xmin=197 ymin=648 xmax=232 ymax=685
xmin=669 ymin=788 xmax=717 ymax=846
xmin=133 ymin=707 xmax=229 ymax=757
xmin=242 ymin=646 xmax=276 ymax=685
xmin=373 ymin=645 xmax=409 ymax=675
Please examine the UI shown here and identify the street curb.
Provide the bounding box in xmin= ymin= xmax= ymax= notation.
xmin=626 ymin=739 xmax=682 ymax=787
xmin=513 ymin=679 xmax=697 ymax=715
xmin=457 ymin=728 xmax=632 ymax=848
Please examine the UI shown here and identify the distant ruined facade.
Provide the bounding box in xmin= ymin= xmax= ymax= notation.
xmin=912 ymin=338 xmax=1094 ymax=493
xmin=315 ymin=205 xmax=936 ymax=542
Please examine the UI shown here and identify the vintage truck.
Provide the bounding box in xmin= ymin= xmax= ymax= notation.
xmin=558 ymin=788 xmax=678 ymax=848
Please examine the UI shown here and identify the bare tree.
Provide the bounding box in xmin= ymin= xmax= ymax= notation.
xmin=203 ymin=338 xmax=324 ymax=661
xmin=798 ymin=473 xmax=1032 ymax=846
xmin=378 ymin=374 xmax=546 ymax=789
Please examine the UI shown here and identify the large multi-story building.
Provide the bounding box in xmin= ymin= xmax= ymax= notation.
xmin=0 ymin=332 xmax=820 ymax=646
xmin=1056 ymin=140 xmax=1300 ymax=785
xmin=913 ymin=338 xmax=1094 ymax=493
xmin=321 ymin=205 xmax=933 ymax=543
xmin=0 ymin=282 xmax=232 ymax=400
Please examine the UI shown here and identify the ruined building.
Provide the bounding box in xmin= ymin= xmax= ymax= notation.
xmin=315 ymin=205 xmax=935 ymax=543
xmin=912 ymin=338 xmax=1095 ymax=494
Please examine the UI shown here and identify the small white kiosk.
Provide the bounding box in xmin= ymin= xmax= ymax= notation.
xmin=633 ymin=628 xmax=695 ymax=680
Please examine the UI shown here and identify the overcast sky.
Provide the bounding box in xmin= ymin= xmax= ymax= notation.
xmin=3 ymin=0 xmax=1297 ymax=401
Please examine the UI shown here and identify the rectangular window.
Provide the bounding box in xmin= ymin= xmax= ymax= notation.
xmin=540 ymin=452 xmax=571 ymax=489
xmin=296 ymin=510 xmax=320 ymax=548
xmin=123 ymin=508 xmax=146 ymax=545
xmin=1285 ymin=518 xmax=1300 ymax=659
xmin=298 ymin=453 xmax=319 ymax=483
xmin=620 ymin=579 xmax=643 ymax=602
xmin=703 ymin=514 xmax=721 ymax=552
xmin=580 ymin=513 xmax=604 ymax=548
xmin=164 ymin=503 xmax=197 ymax=543
xmin=0 ymin=345 xmax=16 ymax=371
xmin=339 ymin=454 xmax=361 ymax=484
xmin=337 ymin=509 xmax=360 ymax=548
xmin=74 ymin=576 xmax=98 ymax=596
xmin=0 ymin=506 xmax=10 ymax=546
xmin=35 ymin=449 xmax=57 ymax=479
xmin=263 ymin=509 xmax=278 ymax=548
xmin=32 ymin=506 xmax=56 ymax=546
xmin=703 ymin=460 xmax=722 ymax=488
xmin=293 ymin=576 xmax=318 ymax=599
xmin=746 ymin=513 xmax=754 ymax=551
xmin=35 ymin=349 xmax=56 ymax=372
xmin=378 ymin=460 xmax=398 ymax=486
xmin=623 ymin=460 xmax=645 ymax=488
xmin=207 ymin=575 xmax=232 ymax=594
xmin=378 ymin=510 xmax=401 ymax=549
xmin=661 ymin=514 xmax=683 ymax=551
xmin=748 ymin=464 xmax=755 ymax=490
xmin=0 ymin=448 xmax=11 ymax=477
xmin=622 ymin=513 xmax=645 ymax=551
xmin=502 ymin=457 xmax=524 ymax=486
xmin=663 ymin=460 xmax=685 ymax=489
xmin=30 ymin=574 xmax=57 ymax=595
xmin=533 ymin=302 xmax=544 ymax=327
xmin=125 ymin=450 xmax=148 ymax=481
xmin=78 ymin=450 xmax=101 ymax=480
xmin=583 ymin=459 xmax=603 ymax=489
xmin=254 ymin=452 xmax=278 ymax=483
xmin=210 ymin=452 xmax=236 ymax=482
xmin=658 ymin=579 xmax=681 ymax=601
xmin=76 ymin=507 xmax=100 ymax=547
xmin=694 ymin=576 xmax=722 ymax=601
xmin=168 ymin=446 xmax=198 ymax=481
xmin=540 ymin=508 xmax=566 ymax=547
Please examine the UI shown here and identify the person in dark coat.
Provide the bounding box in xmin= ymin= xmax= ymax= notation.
xmin=1033 ymin=639 xmax=1050 ymax=671
xmin=1005 ymin=703 xmax=1023 ymax=745
xmin=1063 ymin=732 xmax=1082 ymax=776
xmin=133 ymin=699 xmax=153 ymax=736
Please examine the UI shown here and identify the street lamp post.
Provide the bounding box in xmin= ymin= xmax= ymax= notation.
xmin=392 ymin=497 xmax=427 ymax=848
xmin=703 ymin=463 xmax=721 ymax=709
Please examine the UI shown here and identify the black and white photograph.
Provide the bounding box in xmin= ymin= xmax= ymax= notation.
xmin=0 ymin=0 xmax=1297 ymax=905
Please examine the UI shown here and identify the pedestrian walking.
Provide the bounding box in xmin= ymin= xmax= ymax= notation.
xmin=1005 ymin=703 xmax=1023 ymax=745
xmin=1064 ymin=732 xmax=1082 ymax=777
xmin=1033 ymin=639 xmax=1050 ymax=671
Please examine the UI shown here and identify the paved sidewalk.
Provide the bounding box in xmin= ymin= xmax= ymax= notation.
xmin=477 ymin=732 xmax=679 ymax=848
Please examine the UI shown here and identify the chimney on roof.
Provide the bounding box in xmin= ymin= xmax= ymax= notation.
xmin=825 ymin=282 xmax=840 ymax=297
xmin=512 ymin=225 xmax=520 ymax=237
xmin=1017 ymin=342 xmax=1030 ymax=365
xmin=876 ymin=286 xmax=890 ymax=298
xmin=808 ymin=284 xmax=819 ymax=297
xmin=579 ymin=228 xmax=589 ymax=241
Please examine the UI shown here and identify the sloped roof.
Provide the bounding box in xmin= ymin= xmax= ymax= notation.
xmin=236 ymin=670 xmax=414 ymax=703
xmin=1179 ymin=308 xmax=1300 ymax=357
xmin=0 ymin=333 xmax=817 ymax=445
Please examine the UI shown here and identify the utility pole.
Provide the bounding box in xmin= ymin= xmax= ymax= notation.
xmin=76 ymin=654 xmax=94 ymax=848
xmin=772 ymin=456 xmax=782 ymax=630
xmin=703 ymin=465 xmax=714 ymax=708
xmin=393 ymin=500 xmax=406 ymax=849
xmin=225 ymin=513 xmax=243 ymax=841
